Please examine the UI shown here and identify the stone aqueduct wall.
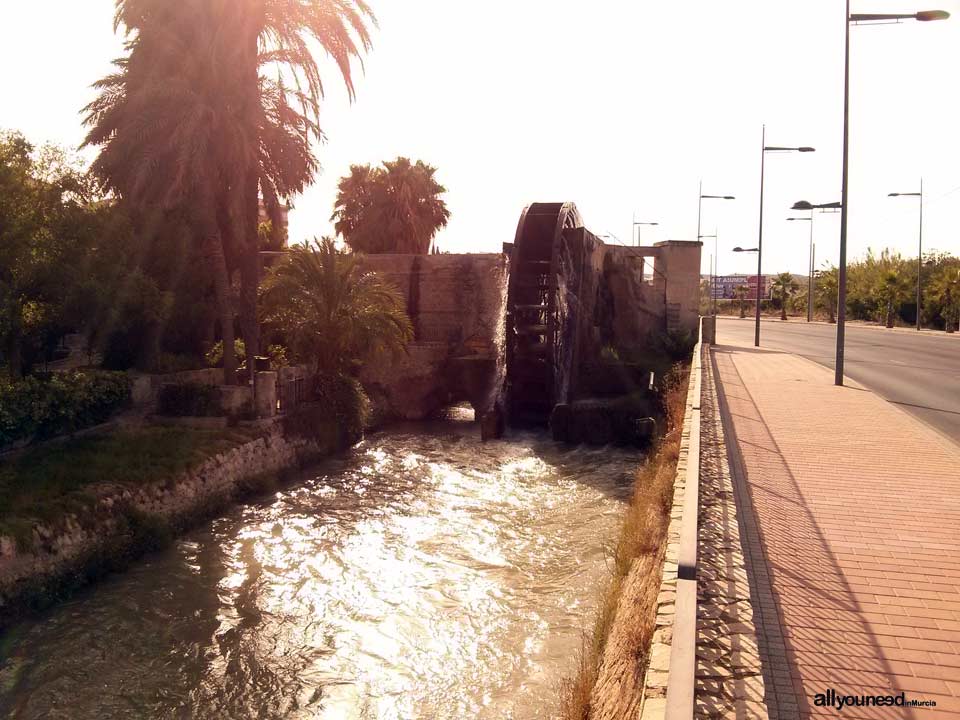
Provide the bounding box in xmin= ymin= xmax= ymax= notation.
xmin=355 ymin=244 xmax=701 ymax=420
xmin=357 ymin=254 xmax=508 ymax=420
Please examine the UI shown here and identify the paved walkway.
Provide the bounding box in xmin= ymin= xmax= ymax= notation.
xmin=696 ymin=353 xmax=768 ymax=718
xmin=712 ymin=341 xmax=960 ymax=719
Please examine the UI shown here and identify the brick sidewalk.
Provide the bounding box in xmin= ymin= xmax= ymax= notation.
xmin=712 ymin=342 xmax=960 ymax=719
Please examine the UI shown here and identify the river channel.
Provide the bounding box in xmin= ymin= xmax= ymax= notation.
xmin=0 ymin=407 xmax=640 ymax=719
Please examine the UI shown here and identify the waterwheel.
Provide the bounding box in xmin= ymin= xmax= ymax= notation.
xmin=505 ymin=202 xmax=583 ymax=427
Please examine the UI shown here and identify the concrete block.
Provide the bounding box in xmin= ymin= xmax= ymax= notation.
xmin=255 ymin=372 xmax=277 ymax=418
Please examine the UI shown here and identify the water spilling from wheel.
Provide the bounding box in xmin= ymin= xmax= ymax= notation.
xmin=0 ymin=408 xmax=639 ymax=719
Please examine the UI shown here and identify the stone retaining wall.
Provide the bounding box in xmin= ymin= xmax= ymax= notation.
xmin=0 ymin=425 xmax=323 ymax=629
xmin=356 ymin=253 xmax=508 ymax=420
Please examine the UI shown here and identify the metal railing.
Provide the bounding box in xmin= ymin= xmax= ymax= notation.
xmin=277 ymin=374 xmax=306 ymax=414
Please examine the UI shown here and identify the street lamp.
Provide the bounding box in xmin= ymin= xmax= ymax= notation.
xmin=632 ymin=218 xmax=659 ymax=247
xmin=888 ymin=181 xmax=924 ymax=330
xmin=787 ymin=215 xmax=816 ymax=322
xmin=697 ymin=181 xmax=735 ymax=316
xmin=755 ymin=126 xmax=816 ymax=347
xmin=834 ymin=6 xmax=948 ymax=386
xmin=701 ymin=230 xmax=719 ymax=314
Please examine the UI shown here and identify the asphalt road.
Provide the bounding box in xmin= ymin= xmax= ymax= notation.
xmin=717 ymin=317 xmax=960 ymax=444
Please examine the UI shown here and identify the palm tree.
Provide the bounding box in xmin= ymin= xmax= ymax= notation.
xmin=770 ymin=272 xmax=798 ymax=321
xmin=734 ymin=284 xmax=749 ymax=318
xmin=815 ymin=267 xmax=838 ymax=323
xmin=84 ymin=0 xmax=374 ymax=383
xmin=332 ymin=157 xmax=450 ymax=254
xmin=875 ymin=269 xmax=909 ymax=328
xmin=83 ymin=25 xmax=241 ymax=379
xmin=259 ymin=238 xmax=412 ymax=379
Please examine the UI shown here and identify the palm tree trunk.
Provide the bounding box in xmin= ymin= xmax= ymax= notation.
xmin=201 ymin=211 xmax=237 ymax=385
xmin=235 ymin=26 xmax=262 ymax=404
xmin=237 ymin=171 xmax=261 ymax=395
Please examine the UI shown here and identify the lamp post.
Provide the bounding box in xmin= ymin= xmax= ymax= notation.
xmin=787 ymin=215 xmax=815 ymax=321
xmin=755 ymin=126 xmax=816 ymax=347
xmin=834 ymin=8 xmax=948 ymax=386
xmin=888 ymin=180 xmax=924 ymax=330
xmin=632 ymin=217 xmax=659 ymax=247
xmin=697 ymin=182 xmax=735 ymax=316
xmin=701 ymin=230 xmax=719 ymax=314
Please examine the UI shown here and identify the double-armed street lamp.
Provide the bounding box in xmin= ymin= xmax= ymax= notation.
xmin=754 ymin=127 xmax=816 ymax=346
xmin=697 ymin=182 xmax=735 ymax=316
xmin=786 ymin=215 xmax=815 ymax=322
xmin=833 ymin=6 xmax=948 ymax=386
xmin=788 ymin=200 xmax=841 ymax=323
xmin=888 ymin=181 xmax=924 ymax=330
xmin=632 ymin=218 xmax=659 ymax=247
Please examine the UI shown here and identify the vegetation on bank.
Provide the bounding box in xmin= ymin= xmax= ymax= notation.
xmin=558 ymin=364 xmax=688 ymax=720
xmin=0 ymin=426 xmax=262 ymax=551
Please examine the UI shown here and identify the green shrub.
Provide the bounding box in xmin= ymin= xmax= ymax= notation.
xmin=156 ymin=382 xmax=222 ymax=417
xmin=281 ymin=374 xmax=368 ymax=450
xmin=651 ymin=328 xmax=695 ymax=361
xmin=313 ymin=373 xmax=369 ymax=445
xmin=0 ymin=371 xmax=132 ymax=448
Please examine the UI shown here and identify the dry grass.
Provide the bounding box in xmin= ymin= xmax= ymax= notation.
xmin=557 ymin=364 xmax=690 ymax=720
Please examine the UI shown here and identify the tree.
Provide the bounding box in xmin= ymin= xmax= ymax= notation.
xmin=84 ymin=0 xmax=374 ymax=384
xmin=259 ymin=238 xmax=412 ymax=379
xmin=0 ymin=132 xmax=109 ymax=378
xmin=816 ymin=266 xmax=839 ymax=324
xmin=734 ymin=284 xmax=749 ymax=318
xmin=770 ymin=272 xmax=798 ymax=321
xmin=332 ymin=157 xmax=450 ymax=254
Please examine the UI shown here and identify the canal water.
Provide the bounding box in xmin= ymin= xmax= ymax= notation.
xmin=0 ymin=408 xmax=639 ymax=720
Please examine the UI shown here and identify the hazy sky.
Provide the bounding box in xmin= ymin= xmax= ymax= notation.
xmin=2 ymin=1 xmax=958 ymax=276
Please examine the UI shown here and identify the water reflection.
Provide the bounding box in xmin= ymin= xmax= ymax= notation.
xmin=0 ymin=408 xmax=639 ymax=719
